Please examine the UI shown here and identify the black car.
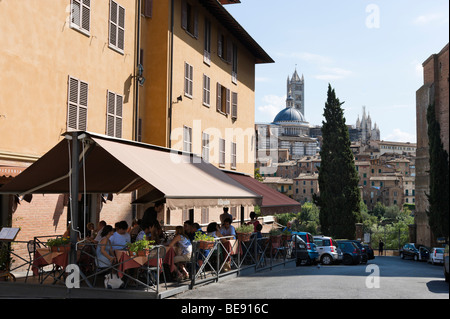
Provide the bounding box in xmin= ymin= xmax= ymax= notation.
xmin=363 ymin=244 xmax=375 ymax=260
xmin=336 ymin=239 xmax=368 ymax=264
xmin=400 ymin=243 xmax=420 ymax=260
xmin=290 ymin=235 xmax=310 ymax=266
xmin=336 ymin=240 xmax=362 ymax=265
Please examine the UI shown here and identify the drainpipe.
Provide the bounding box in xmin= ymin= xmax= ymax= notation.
xmin=168 ymin=0 xmax=174 ymax=148
xmin=132 ymin=0 xmax=142 ymax=219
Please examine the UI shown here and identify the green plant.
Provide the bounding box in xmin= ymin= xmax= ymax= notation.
xmin=281 ymin=229 xmax=292 ymax=235
xmin=194 ymin=232 xmax=215 ymax=242
xmin=46 ymin=237 xmax=70 ymax=247
xmin=235 ymin=224 xmax=254 ymax=234
xmin=126 ymin=236 xmax=154 ymax=252
xmin=269 ymin=228 xmax=281 ymax=236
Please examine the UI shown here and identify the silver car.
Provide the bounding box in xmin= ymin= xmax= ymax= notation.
xmin=314 ymin=236 xmax=343 ymax=265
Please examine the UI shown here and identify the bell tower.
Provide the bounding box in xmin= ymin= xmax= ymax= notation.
xmin=287 ymin=68 xmax=305 ymax=117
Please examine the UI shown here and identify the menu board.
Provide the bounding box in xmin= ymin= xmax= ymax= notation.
xmin=0 ymin=227 xmax=20 ymax=241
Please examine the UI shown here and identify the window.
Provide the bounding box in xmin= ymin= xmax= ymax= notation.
xmin=67 ymin=76 xmax=88 ymax=131
xmin=202 ymin=132 xmax=210 ymax=162
xmin=183 ymin=126 xmax=192 ymax=153
xmin=202 ymin=74 xmax=210 ymax=106
xmin=201 ymin=207 xmax=209 ymax=224
xmin=70 ymin=0 xmax=91 ymax=35
xmin=109 ymin=0 xmax=125 ymax=53
xmin=142 ymin=0 xmax=153 ymax=18
xmin=106 ymin=91 xmax=123 ymax=138
xmin=219 ymin=138 xmax=226 ymax=167
xmin=217 ymin=31 xmax=231 ymax=62
xmin=204 ymin=18 xmax=211 ymax=65
xmin=216 ymin=83 xmax=230 ymax=115
xmin=232 ymin=43 xmax=238 ymax=83
xmin=231 ymin=142 xmax=237 ymax=169
xmin=181 ymin=0 xmax=198 ymax=38
xmin=184 ymin=62 xmax=194 ymax=98
xmin=231 ymin=92 xmax=238 ymax=119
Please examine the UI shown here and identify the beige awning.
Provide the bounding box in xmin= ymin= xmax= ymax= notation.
xmin=0 ymin=132 xmax=262 ymax=209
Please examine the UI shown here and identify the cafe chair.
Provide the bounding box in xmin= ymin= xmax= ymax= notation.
xmin=139 ymin=245 xmax=167 ymax=290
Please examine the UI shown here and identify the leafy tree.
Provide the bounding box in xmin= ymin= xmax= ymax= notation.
xmin=315 ymin=84 xmax=362 ymax=239
xmin=426 ymin=103 xmax=449 ymax=239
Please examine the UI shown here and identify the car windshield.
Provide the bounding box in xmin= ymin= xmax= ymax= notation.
xmin=436 ymin=249 xmax=444 ymax=254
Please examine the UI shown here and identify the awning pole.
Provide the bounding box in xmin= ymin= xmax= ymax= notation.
xmin=69 ymin=131 xmax=80 ymax=265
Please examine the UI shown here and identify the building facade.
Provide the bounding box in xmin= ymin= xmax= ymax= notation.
xmin=415 ymin=43 xmax=449 ymax=246
xmin=0 ymin=0 xmax=138 ymax=265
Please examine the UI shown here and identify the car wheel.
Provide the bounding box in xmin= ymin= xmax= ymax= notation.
xmin=321 ymin=254 xmax=333 ymax=265
xmin=343 ymin=254 xmax=352 ymax=265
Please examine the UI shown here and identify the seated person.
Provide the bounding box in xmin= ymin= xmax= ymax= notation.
xmin=96 ymin=225 xmax=117 ymax=269
xmin=167 ymin=226 xmax=192 ymax=281
xmin=135 ymin=221 xmax=153 ymax=242
xmin=110 ymin=221 xmax=131 ymax=250
xmin=220 ymin=218 xmax=236 ymax=239
xmin=193 ymin=223 xmax=205 ymax=234
xmin=207 ymin=222 xmax=227 ymax=244
xmin=183 ymin=220 xmax=196 ymax=242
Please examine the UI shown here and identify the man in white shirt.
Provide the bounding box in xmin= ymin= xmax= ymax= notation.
xmin=110 ymin=220 xmax=131 ymax=250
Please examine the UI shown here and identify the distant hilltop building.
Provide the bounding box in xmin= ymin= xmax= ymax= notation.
xmin=347 ymin=106 xmax=380 ymax=144
xmin=256 ymin=69 xmax=319 ymax=163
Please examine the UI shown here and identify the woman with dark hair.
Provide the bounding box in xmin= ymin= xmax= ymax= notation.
xmin=96 ymin=225 xmax=116 ymax=268
xmin=168 ymin=226 xmax=192 ymax=281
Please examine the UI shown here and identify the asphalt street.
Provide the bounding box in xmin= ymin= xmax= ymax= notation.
xmin=174 ymin=256 xmax=449 ymax=299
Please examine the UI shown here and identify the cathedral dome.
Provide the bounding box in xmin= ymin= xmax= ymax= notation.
xmin=273 ymin=107 xmax=306 ymax=124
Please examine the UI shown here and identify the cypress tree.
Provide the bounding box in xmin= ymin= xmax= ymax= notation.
xmin=426 ymin=103 xmax=449 ymax=239
xmin=315 ymin=84 xmax=362 ymax=239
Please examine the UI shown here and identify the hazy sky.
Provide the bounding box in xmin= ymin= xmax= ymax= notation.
xmin=226 ymin=0 xmax=449 ymax=142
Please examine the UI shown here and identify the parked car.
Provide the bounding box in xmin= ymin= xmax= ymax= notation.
xmin=336 ymin=239 xmax=368 ymax=264
xmin=336 ymin=240 xmax=361 ymax=265
xmin=314 ymin=235 xmax=343 ymax=265
xmin=363 ymin=244 xmax=375 ymax=260
xmin=400 ymin=243 xmax=421 ymax=261
xmin=418 ymin=246 xmax=430 ymax=261
xmin=428 ymin=247 xmax=444 ymax=265
xmin=292 ymin=231 xmax=319 ymax=265
xmin=444 ymin=244 xmax=449 ymax=282
xmin=290 ymin=235 xmax=310 ymax=266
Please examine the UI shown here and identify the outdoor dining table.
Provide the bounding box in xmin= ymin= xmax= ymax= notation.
xmin=32 ymin=248 xmax=69 ymax=276
xmin=114 ymin=250 xmax=163 ymax=278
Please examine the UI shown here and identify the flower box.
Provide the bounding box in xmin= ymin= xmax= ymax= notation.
xmin=236 ymin=232 xmax=252 ymax=242
xmin=197 ymin=241 xmax=215 ymax=250
xmin=50 ymin=245 xmax=71 ymax=253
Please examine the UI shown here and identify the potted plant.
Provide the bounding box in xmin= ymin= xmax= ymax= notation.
xmin=269 ymin=228 xmax=282 ymax=244
xmin=193 ymin=232 xmax=215 ymax=250
xmin=126 ymin=236 xmax=155 ymax=256
xmin=47 ymin=237 xmax=71 ymax=252
xmin=281 ymin=229 xmax=292 ymax=241
xmin=235 ymin=224 xmax=254 ymax=242
xmin=0 ymin=244 xmax=15 ymax=281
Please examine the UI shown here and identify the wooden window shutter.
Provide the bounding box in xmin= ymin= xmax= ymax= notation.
xmin=217 ymin=32 xmax=223 ymax=58
xmin=78 ymin=81 xmax=88 ymax=131
xmin=226 ymin=88 xmax=230 ymax=115
xmin=67 ymin=76 xmax=88 ymax=131
xmin=107 ymin=91 xmax=115 ymax=136
xmin=68 ymin=77 xmax=79 ymax=130
xmin=115 ymin=94 xmax=123 ymax=138
xmin=109 ymin=0 xmax=125 ymax=52
xmin=143 ymin=0 xmax=153 ymax=18
xmin=118 ymin=6 xmax=125 ymax=50
xmin=81 ymin=0 xmax=91 ymax=32
xmin=71 ymin=0 xmax=81 ymax=27
xmin=193 ymin=8 xmax=199 ymax=38
xmin=109 ymin=0 xmax=118 ymax=47
xmin=216 ymin=83 xmax=222 ymax=112
xmin=232 ymin=92 xmax=238 ymax=119
xmin=181 ymin=0 xmax=187 ymax=30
